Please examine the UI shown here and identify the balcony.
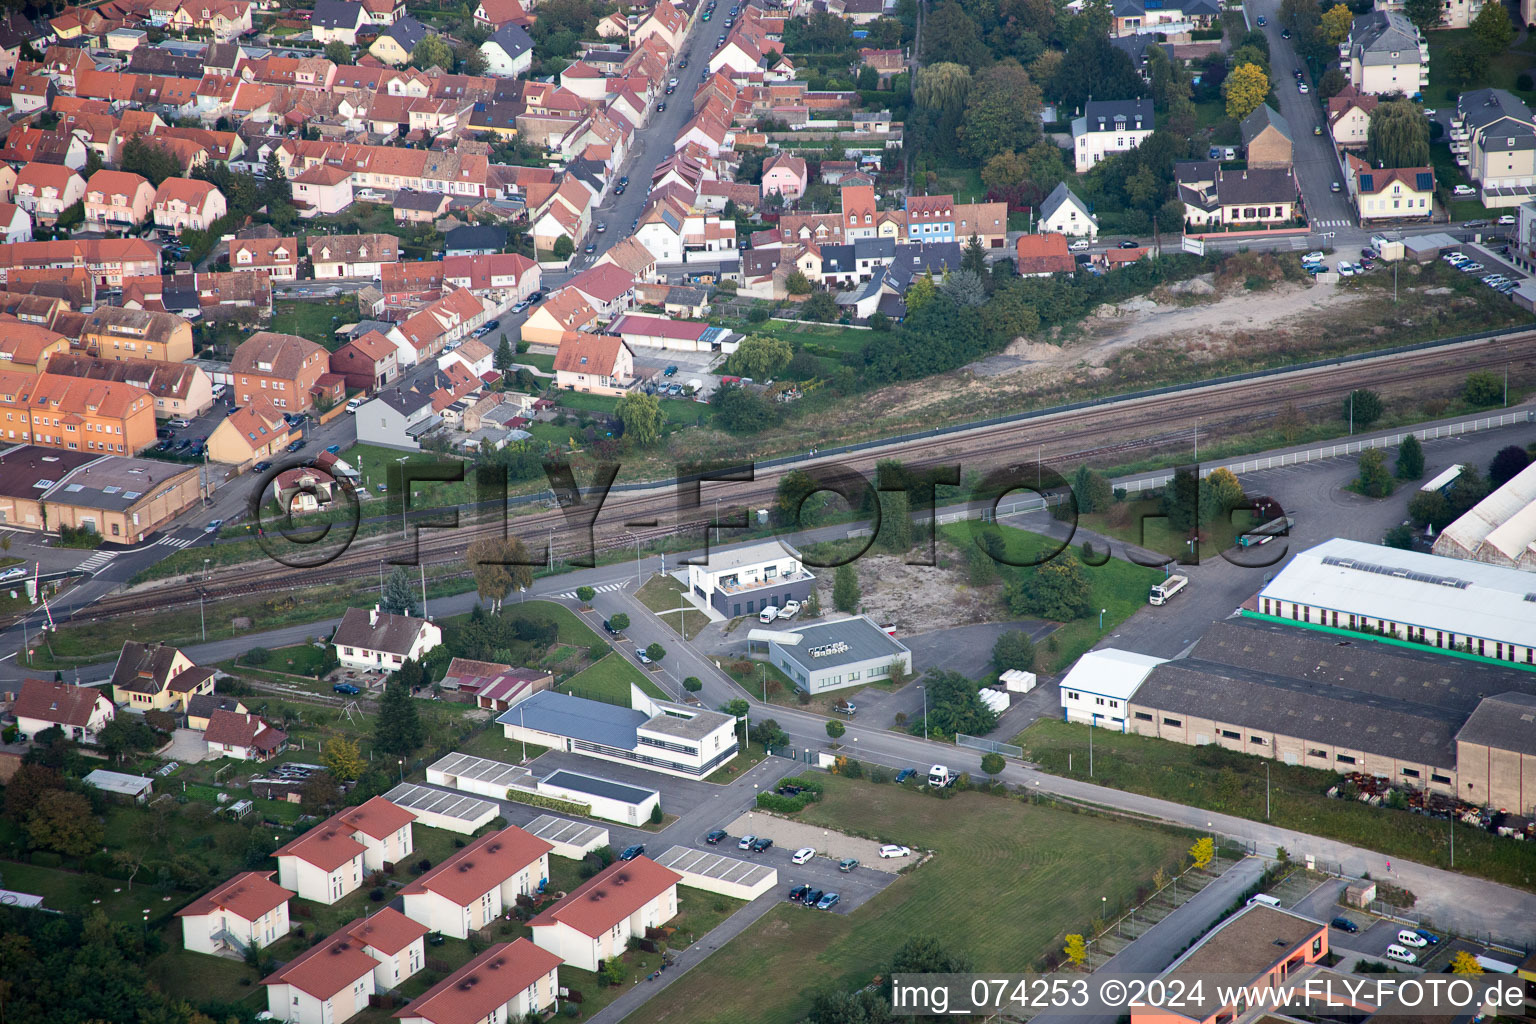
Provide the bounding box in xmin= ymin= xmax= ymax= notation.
xmin=717 ymin=569 xmax=816 ymax=596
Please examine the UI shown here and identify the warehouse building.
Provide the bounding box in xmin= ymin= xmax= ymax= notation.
xmin=1255 ymin=538 xmax=1536 ymax=666
xmin=760 ymin=615 xmax=912 ymax=695
xmin=1432 ymin=461 xmax=1536 ymax=571
xmin=497 ymin=684 xmax=739 ymax=779
xmin=1058 ymin=649 xmax=1166 ymax=730
xmin=1123 ymin=617 xmax=1536 ymax=814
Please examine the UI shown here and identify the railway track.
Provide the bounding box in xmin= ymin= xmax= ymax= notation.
xmin=55 ymin=329 xmax=1536 ymax=624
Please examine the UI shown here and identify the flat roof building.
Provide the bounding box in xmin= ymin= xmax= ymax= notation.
xmin=1058 ymin=649 xmax=1167 ymax=730
xmin=1256 ymin=538 xmax=1536 ymax=667
xmin=0 ymin=446 xmax=202 ymax=543
xmin=763 ymin=615 xmax=912 ymax=695
xmin=536 ymin=769 xmax=660 ymax=826
xmin=497 ymin=684 xmax=739 ymax=779
xmin=686 ymin=540 xmax=816 ymax=618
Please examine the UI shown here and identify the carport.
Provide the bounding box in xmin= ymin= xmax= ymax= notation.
xmin=426 ymin=751 xmax=534 ymax=798
xmin=655 ymin=845 xmax=778 ymax=899
xmin=383 ymin=783 xmax=498 ymax=834
xmin=524 ymin=814 xmax=610 ymax=859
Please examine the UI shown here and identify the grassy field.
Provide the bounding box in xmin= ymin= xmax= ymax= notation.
xmin=271 ymin=298 xmax=352 ymax=349
xmin=561 ymin=652 xmax=669 ymax=704
xmin=1015 ymin=720 xmax=1536 ymax=892
xmin=145 ymin=947 xmax=262 ymax=1008
xmin=1425 ymin=28 xmax=1536 ymax=106
xmin=937 ymin=522 xmax=1163 ymax=673
xmin=636 ymin=575 xmax=709 ymax=639
xmin=516 ymin=349 xmax=557 ymax=373
xmin=1078 ymin=500 xmax=1258 ymax=562
xmin=645 ymin=775 xmax=1193 ymax=1024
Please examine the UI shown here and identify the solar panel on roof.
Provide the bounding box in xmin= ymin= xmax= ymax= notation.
xmin=1320 ymin=554 xmax=1470 ymax=589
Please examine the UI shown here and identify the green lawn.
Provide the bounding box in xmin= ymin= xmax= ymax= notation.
xmin=516 ymin=350 xmax=557 ymax=373
xmin=1077 ymin=499 xmax=1257 ymax=562
xmin=0 ymin=861 xmax=160 ymax=921
xmin=937 ymin=522 xmax=1162 ymax=673
xmin=248 ymin=642 xmax=331 ymax=676
xmin=928 ymin=162 xmax=987 ymax=202
xmin=145 ymin=947 xmax=263 ymax=1008
xmin=746 ymin=319 xmax=871 ymax=355
xmin=635 ymin=575 xmax=708 ymax=640
xmin=1425 ymin=28 xmax=1536 ymax=106
xmin=1429 ymin=143 xmax=1492 ymax=217
xmin=1014 ymin=720 xmax=1536 ymax=892
xmin=553 ymin=389 xmax=703 ymax=429
xmin=343 ymin=444 xmax=479 ymax=507
xmin=644 ymin=775 xmax=1193 ymax=1024
xmin=271 ymin=298 xmax=352 ymax=349
xmin=561 ymin=652 xmax=669 ymax=704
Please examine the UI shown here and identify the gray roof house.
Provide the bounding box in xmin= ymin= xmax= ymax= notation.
xmin=481 ymin=22 xmax=534 ymax=78
xmin=1346 ymin=10 xmax=1427 ymax=96
xmin=312 ymin=0 xmax=367 ymax=35
xmin=1038 ymin=182 xmax=1099 ymax=239
xmin=1240 ymin=104 xmax=1293 ymax=169
xmin=380 ymin=14 xmax=427 ymax=53
xmin=355 ymin=386 xmax=438 ymax=451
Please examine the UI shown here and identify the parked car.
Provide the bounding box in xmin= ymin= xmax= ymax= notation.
xmin=705 ymin=829 xmax=727 ymax=844
xmin=486 ymin=320 xmax=500 ymax=331
xmin=776 ymin=784 xmax=802 ymax=796
xmin=657 ymin=101 xmax=667 ymax=111
xmin=1330 ymin=917 xmax=1359 ymax=933
xmin=1337 ymin=262 xmax=1355 ymax=276
xmin=1385 ymin=944 xmax=1418 ymax=965
xmin=1330 ymin=181 xmax=1342 ymax=192
xmin=325 ymin=444 xmax=341 ymax=455
xmin=834 ymin=700 xmax=856 ymax=715
xmin=1281 ymin=26 xmax=1290 ymax=36
xmin=738 ymin=834 xmax=757 ymax=850
xmin=584 ymin=242 xmax=596 ymax=253
xmin=0 ymin=567 xmax=28 ymax=583
xmin=346 ymin=396 xmax=364 ymax=413
xmin=1397 ymin=930 xmax=1429 ymax=948
xmin=802 ymin=888 xmax=823 ymax=906
xmin=511 ymin=300 xmax=529 ymax=313
xmin=636 ymin=649 xmax=652 ymax=665
xmin=1414 ymin=928 xmax=1442 ymax=944
xmin=596 ymin=222 xmax=608 ymax=233
xmin=204 ymin=519 xmax=224 ymax=533
xmin=1119 ymin=239 xmax=1139 ymax=248
xmin=1453 ymin=184 xmax=1477 ymax=196
xmin=788 ymin=884 xmax=811 ymax=902
xmin=664 ymin=365 xmax=678 ymax=376
xmin=792 ymin=847 xmax=815 ymax=865
xmin=779 ymin=600 xmax=801 ymax=619
xmin=169 ymin=417 xmax=193 ymax=428
xmin=603 ymin=618 xmax=622 ymax=635
xmin=333 ymin=683 xmax=361 ymax=695
xmin=286 ymin=439 xmax=306 ymax=452
xmin=838 ymin=857 xmax=859 ymax=872
xmin=1298 ymin=82 xmax=1308 ymax=93
xmin=1498 ymin=215 xmax=1516 ymax=225
xmin=879 ymin=845 xmax=911 ymax=858
xmin=1461 ymin=262 xmax=1485 ymax=272
xmin=1424 ymin=108 xmax=1437 ymax=117
xmin=815 ymin=893 xmax=840 ymax=910
xmin=1069 ymin=239 xmax=1091 ymax=251
xmin=1302 ymin=251 xmax=1325 ymax=263
xmin=665 ymin=84 xmax=675 ymax=95
xmin=677 ymin=59 xmax=687 ymax=69
xmin=895 ymin=768 xmax=916 ymax=783
xmin=751 ymin=837 xmax=773 ymax=852
xmin=1256 ymin=14 xmax=1265 ymax=23
xmin=253 ymin=461 xmax=272 ymax=473
xmin=619 ymin=844 xmax=645 ymax=861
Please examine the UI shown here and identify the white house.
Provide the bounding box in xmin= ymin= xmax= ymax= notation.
xmin=400 ymin=825 xmax=553 ymax=939
xmin=1038 ymin=182 xmax=1099 ymax=239
xmin=311 ymin=0 xmax=368 ymax=44
xmin=398 ymin=940 xmax=562 ymax=1024
xmin=176 ymin=871 xmax=294 ymax=956
xmin=332 ymin=605 xmax=443 ymax=672
xmin=274 ymin=820 xmax=367 ymax=905
xmin=1073 ymin=99 xmax=1155 ymax=172
xmin=685 ymin=540 xmax=816 ymax=618
xmin=344 ymin=909 xmax=428 ymax=991
xmin=481 ymin=22 xmax=533 ymax=77
xmin=0 ymin=202 xmax=32 ymax=244
xmin=529 ymin=857 xmax=680 ymax=971
xmin=14 ymin=679 xmax=115 ymax=743
xmin=1058 ymin=649 xmax=1168 ymax=730
xmin=262 ymin=929 xmax=379 ymax=1024
xmin=203 ymin=709 xmax=288 ymax=761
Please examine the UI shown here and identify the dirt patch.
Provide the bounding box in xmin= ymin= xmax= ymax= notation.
xmin=726 ymin=810 xmax=913 ymax=873
xmin=810 ymin=552 xmax=997 ymax=633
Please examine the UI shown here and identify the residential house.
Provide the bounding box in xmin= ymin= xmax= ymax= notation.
xmin=481 ymin=22 xmax=534 ymax=78
xmin=311 ymin=233 xmax=400 ymax=280
xmin=13 ymin=678 xmax=114 ymax=742
xmin=153 ymin=178 xmax=228 ymax=233
xmin=521 ymin=288 xmax=599 ymax=346
xmin=344 ymin=910 xmax=427 ymax=991
xmin=392 ymin=188 xmax=450 ymax=223
xmin=594 ymin=236 xmax=659 ymax=282
xmin=1241 ymin=104 xmax=1294 ymax=170
xmin=1328 ymin=86 xmax=1379 ymax=151
xmin=1451 ymin=88 xmax=1536 ymax=207
xmin=354 ymin=386 xmax=437 ymax=450
xmin=230 ymin=236 xmax=300 ymax=281
xmin=79 ymin=307 xmax=195 ymax=363
xmin=0 ymin=322 xmax=69 ymax=374
xmin=841 ymin=183 xmax=878 ymax=241
xmin=566 ymin=263 xmax=637 ymax=319
xmin=442 ymin=252 xmax=540 ymax=305
xmin=761 ymin=153 xmax=809 ymax=201
xmin=441 ymin=658 xmax=552 ymax=708
xmin=400 ymin=825 xmax=553 ymax=939
xmin=1073 ymin=98 xmax=1155 ymax=172
xmin=529 ymin=857 xmax=681 ymax=971
xmin=230 ymin=332 xmax=330 ymax=412
xmin=13 ymin=164 xmax=85 ymax=226
xmin=1014 ymin=233 xmax=1076 ymax=276
xmin=361 ymin=0 xmax=404 ymax=27
xmin=84 ymin=170 xmax=156 ymax=234
xmin=396 ymin=288 xmax=489 ymax=363
xmin=858 ymin=47 xmax=906 ymax=80
xmin=1345 ymin=10 xmax=1428 ymax=96
xmin=954 ymin=201 xmax=1009 ymax=248
xmin=169 ymin=0 xmax=252 ymax=41
xmin=438 ymin=337 xmax=494 ymax=379
xmin=332 ymin=604 xmax=444 ymax=671
xmin=204 ymin=709 xmax=288 ymax=761
xmin=311 ymin=0 xmax=367 ymax=44
xmin=291 ymin=165 xmax=354 ymax=219
xmin=261 ymin=929 xmax=378 ymax=1024
xmin=903 ymin=194 xmax=955 ymax=242
xmin=397 ymin=941 xmax=562 ymax=1024
xmin=206 ymin=395 xmax=291 ymax=466
xmin=109 ymin=640 xmax=215 ymax=712
xmin=1038 ymin=182 xmax=1099 ymax=239
xmin=1109 ymin=0 xmax=1221 ymax=35
xmin=443 ymin=224 xmax=506 ymax=257
xmin=553 ymin=334 xmax=634 ymax=396
xmin=331 ymin=330 xmax=400 ymax=393
xmin=369 ymin=15 xmax=428 ymax=65
xmin=176 ymin=871 xmax=293 ymax=956
xmin=44 ymin=354 xmax=214 ymax=421
xmin=1176 ymin=161 xmax=1299 ymax=228
xmin=0 ymin=369 xmax=157 ymax=454
xmin=473 ymin=0 xmax=531 ymax=29
xmin=0 ymin=204 xmax=31 ymax=245
xmin=186 ymin=694 xmax=246 ymax=731
xmin=1346 ymin=154 xmax=1434 ymax=221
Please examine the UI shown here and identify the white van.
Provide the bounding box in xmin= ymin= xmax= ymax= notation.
xmin=1247 ymin=894 xmax=1282 ymax=908
xmin=1385 ymin=944 xmax=1418 ymax=965
xmin=1396 ymin=929 xmax=1429 ymax=948
xmin=758 ymin=605 xmax=779 ymax=623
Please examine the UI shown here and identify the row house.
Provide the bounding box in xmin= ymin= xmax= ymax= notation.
xmin=396 ymin=287 xmax=488 ymax=363
xmin=282 ymin=140 xmax=491 ymax=199
xmin=84 ymin=170 xmax=155 ymax=233
xmin=167 ymin=0 xmax=252 ymax=40
xmin=46 ymin=353 xmax=213 ymax=421
xmin=0 ymin=369 xmax=157 ymax=454
xmin=0 ymin=320 xmax=69 ymax=373
xmin=230 ymin=236 xmax=299 ymax=281
xmin=79 ymin=306 xmax=195 ymax=363
xmin=310 ymin=233 xmax=400 ymax=280
xmin=240 ymin=55 xmax=337 ymax=92
xmin=13 ymin=164 xmax=85 ymax=226
xmin=0 ymin=238 xmax=158 ymax=289
xmin=206 ymin=394 xmax=289 ymax=466
xmin=0 ymin=127 xmax=89 ymax=171
xmin=291 ymin=165 xmax=354 ymax=218
xmin=381 ymin=259 xmax=444 ymax=308
xmin=521 ymin=287 xmax=599 ymax=346
xmin=442 ymin=251 xmax=540 ymax=305
xmin=398 ymin=941 xmax=561 ymax=1024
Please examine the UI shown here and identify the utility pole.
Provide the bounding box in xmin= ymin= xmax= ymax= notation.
xmin=1265 ymin=762 xmax=1270 ymax=820
xmin=1089 ymin=722 xmax=1094 ymax=778
xmin=1349 ymin=391 xmax=1353 ymax=436
xmin=419 ymin=564 xmax=427 ymax=618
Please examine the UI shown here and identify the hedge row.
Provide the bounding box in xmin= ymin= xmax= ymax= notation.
xmin=504 ymin=788 xmax=592 ymax=817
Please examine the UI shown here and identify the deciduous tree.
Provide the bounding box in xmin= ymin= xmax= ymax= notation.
xmin=25 ymin=790 xmax=101 ymax=857
xmin=826 ymin=719 xmax=846 ymax=739
xmin=1355 ymin=448 xmax=1394 ymax=498
xmin=615 ymin=390 xmax=663 ymax=449
xmin=1471 ymin=0 xmax=1513 ymax=54
xmin=466 ymin=537 xmax=533 ymax=612
xmin=1403 ymin=0 xmax=1444 ymax=32
xmin=729 ymin=334 xmax=793 ymax=378
xmin=833 ymin=563 xmax=860 ymax=611
xmin=1188 ymin=836 xmax=1215 ymax=869
xmin=323 ymin=737 xmax=366 ymax=780
xmin=1005 ymin=560 xmax=1093 ymax=620
xmin=1344 ymin=388 xmax=1384 ymax=428
xmin=1464 ymin=370 xmax=1503 ymax=406
xmin=959 ymin=60 xmax=1043 ymax=162
xmin=1064 ymin=934 xmax=1088 ymax=967
xmin=980 ymin=752 xmax=1005 ymax=778
xmin=1365 ymin=100 xmax=1430 ymax=169
xmin=982 ymin=149 xmax=1029 ymax=188
xmin=991 ymin=630 xmax=1037 ymax=673
xmin=1450 ymin=951 xmax=1484 ymax=975
xmin=1489 ymin=444 xmax=1532 ymax=487
xmin=411 ymin=33 xmax=454 ymax=69
xmin=1320 ymin=4 xmax=1352 ymax=45
xmin=922 ymin=2 xmax=985 ymax=67
xmin=1206 ymin=467 xmax=1245 ymax=513
xmin=1224 ymin=63 xmax=1269 ymax=120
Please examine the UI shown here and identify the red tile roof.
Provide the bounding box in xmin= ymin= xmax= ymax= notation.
xmin=400 ymin=825 xmax=551 ymax=906
xmin=176 ymin=871 xmax=292 ymax=922
xmin=275 ymin=819 xmax=367 ymax=872
xmin=13 ymin=679 xmax=109 ymax=728
xmin=204 ymin=709 xmax=287 ymax=753
xmin=334 ymin=795 xmax=416 ymax=841
xmin=529 ymin=856 xmax=680 ymax=938
xmin=398 ymin=940 xmax=560 ymax=1024
xmin=262 ymin=930 xmax=379 ymax=1000
xmin=345 ymin=907 xmax=428 ymax=956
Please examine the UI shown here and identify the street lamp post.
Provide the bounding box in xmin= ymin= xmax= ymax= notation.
xmin=918 ymin=684 xmax=927 ymax=738
xmin=1265 ymin=762 xmax=1271 ymax=820
xmin=1099 ymin=607 xmax=1107 ymax=630
xmin=397 ymin=758 xmax=404 ymax=784
xmin=199 ymin=590 xmax=205 ymax=642
xmin=625 ymin=531 xmax=642 ymax=586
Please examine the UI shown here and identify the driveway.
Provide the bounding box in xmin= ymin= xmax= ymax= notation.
xmin=160 ymin=728 xmax=214 ymax=763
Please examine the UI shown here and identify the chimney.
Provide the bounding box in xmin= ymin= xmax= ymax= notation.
xmin=370 ymin=605 xmax=379 ymax=626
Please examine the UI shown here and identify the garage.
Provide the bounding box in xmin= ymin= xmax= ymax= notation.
xmin=524 ymin=814 xmax=611 ymax=859
xmin=537 ymin=769 xmax=660 ymax=826
xmin=383 ymin=783 xmax=498 ymax=835
xmin=427 ymin=751 xmax=533 ymax=798
xmin=655 ymin=846 xmax=778 ymax=900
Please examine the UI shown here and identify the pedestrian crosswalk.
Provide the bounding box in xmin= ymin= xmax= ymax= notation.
xmin=555 ymin=581 xmax=629 ymax=600
xmin=77 ymin=550 xmax=119 ymax=573
xmin=152 ymin=535 xmax=197 ymax=549
xmin=1313 ymin=219 xmax=1353 ymax=230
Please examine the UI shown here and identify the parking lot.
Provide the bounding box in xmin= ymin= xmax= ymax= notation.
xmin=719 ymin=810 xmax=901 ymax=913
xmin=632 ymin=347 xmax=726 ymax=402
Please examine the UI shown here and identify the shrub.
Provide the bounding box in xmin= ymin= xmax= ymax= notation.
xmin=649 ymin=803 xmax=663 ymax=825
xmin=244 ymin=647 xmax=271 ymax=665
xmin=683 ymin=676 xmax=703 ymax=692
